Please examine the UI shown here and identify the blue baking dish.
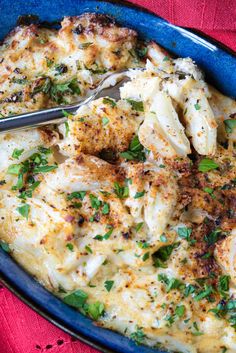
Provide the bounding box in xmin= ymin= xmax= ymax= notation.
xmin=0 ymin=1 xmax=235 ymax=353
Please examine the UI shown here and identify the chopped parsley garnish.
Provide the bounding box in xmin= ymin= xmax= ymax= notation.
xmin=192 ymin=321 xmax=204 ymax=336
xmin=17 ymin=203 xmax=30 ymax=219
xmin=84 ymin=301 xmax=104 ymax=320
xmin=198 ymin=158 xmax=219 ymax=172
xmin=102 ymin=117 xmax=109 ymax=126
xmin=175 ymin=304 xmax=185 ymax=318
xmin=130 ymin=326 xmax=146 ymax=345
xmin=142 ymin=252 xmax=150 ymax=261
xmin=12 ymin=148 xmax=24 ymax=159
xmin=160 ymin=234 xmax=167 ymax=242
xmin=67 ymin=191 xmax=86 ymax=201
xmin=94 ymin=228 xmax=113 ymax=241
xmin=66 ymin=243 xmax=74 ymax=251
xmin=104 ymin=280 xmax=114 ymax=292
xmin=89 ymin=194 xmax=101 ymax=210
xmin=0 ymin=241 xmax=10 ymax=253
xmin=135 ymin=222 xmax=144 ymax=232
xmin=177 ymin=227 xmax=195 ymax=245
xmin=224 ymin=118 xmax=236 ymax=134
xmin=85 ymin=245 xmax=92 ymax=254
xmin=163 ymin=56 xmax=170 ymax=62
xmin=7 ymin=164 xmax=22 ymax=175
xmin=218 ymin=275 xmax=230 ymax=297
xmin=153 ymin=243 xmax=179 ymax=268
xmin=33 ymin=165 xmax=58 ymax=173
xmin=137 ymin=241 xmax=149 ymax=249
xmin=194 ymin=102 xmax=201 ymax=110
xmin=203 ymin=187 xmax=216 ymax=199
xmin=194 ymin=284 xmax=214 ymax=302
xmin=204 ymin=228 xmax=222 ymax=245
xmin=134 ymin=190 xmax=145 ymax=199
xmin=120 ymin=135 xmax=146 ymax=162
xmin=135 ymin=47 xmax=148 ymax=59
xmin=33 ymin=77 xmax=81 ymax=104
xmin=101 ymin=202 xmax=110 ymax=215
xmin=64 ymin=121 xmax=70 ymax=137
xmin=113 ymin=181 xmax=129 ymax=199
xmin=46 ymin=57 xmax=54 ymax=67
xmin=103 ymin=97 xmax=116 ymax=108
xmin=126 ymin=99 xmax=144 ymax=112
xmin=158 ymin=274 xmax=185 ymax=293
xmin=63 ymin=289 xmax=88 ymax=309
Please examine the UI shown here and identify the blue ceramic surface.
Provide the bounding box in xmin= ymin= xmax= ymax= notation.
xmin=0 ymin=1 xmax=235 ymax=353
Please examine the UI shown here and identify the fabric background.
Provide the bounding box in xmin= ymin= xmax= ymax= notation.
xmin=1 ymin=1 xmax=235 ymax=353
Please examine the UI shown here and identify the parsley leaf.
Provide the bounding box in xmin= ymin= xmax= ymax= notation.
xmin=0 ymin=241 xmax=10 ymax=253
xmin=104 ymin=280 xmax=114 ymax=292
xmin=102 ymin=117 xmax=109 ymax=126
xmin=126 ymin=99 xmax=144 ymax=112
xmin=12 ymin=148 xmax=24 ymax=160
xmin=63 ymin=290 xmax=88 ymax=308
xmin=103 ymin=97 xmax=116 ymax=108
xmin=113 ymin=182 xmax=129 ymax=199
xmin=198 ymin=158 xmax=219 ymax=172
xmin=17 ymin=204 xmax=30 ymax=219
xmin=67 ymin=191 xmax=86 ymax=201
xmin=177 ymin=227 xmax=195 ymax=245
xmin=153 ymin=243 xmax=179 ymax=268
xmin=134 ymin=190 xmax=145 ymax=199
xmin=224 ymin=119 xmax=236 ymax=134
xmin=130 ymin=326 xmax=146 ymax=345
xmin=120 ymin=135 xmax=146 ymax=162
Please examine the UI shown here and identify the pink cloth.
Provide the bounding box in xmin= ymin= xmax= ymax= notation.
xmin=1 ymin=1 xmax=235 ymax=353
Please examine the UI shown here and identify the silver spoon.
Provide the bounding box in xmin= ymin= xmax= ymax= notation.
xmin=0 ymin=70 xmax=133 ymax=133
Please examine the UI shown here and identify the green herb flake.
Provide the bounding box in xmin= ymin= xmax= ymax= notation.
xmin=134 ymin=190 xmax=145 ymax=199
xmin=12 ymin=148 xmax=24 ymax=160
xmin=177 ymin=227 xmax=195 ymax=245
xmin=175 ymin=304 xmax=185 ymax=318
xmin=113 ymin=182 xmax=129 ymax=199
xmin=17 ymin=203 xmax=30 ymax=219
xmin=7 ymin=164 xmax=22 ymax=175
xmin=85 ymin=245 xmax=93 ymax=254
xmin=66 ymin=243 xmax=74 ymax=252
xmin=126 ymin=99 xmax=144 ymax=112
xmin=33 ymin=165 xmax=58 ymax=174
xmin=194 ymin=102 xmax=201 ymax=110
xmin=89 ymin=194 xmax=101 ymax=210
xmin=102 ymin=117 xmax=109 ymax=126
xmin=0 ymin=241 xmax=10 ymax=253
xmin=46 ymin=57 xmax=54 ymax=67
xmin=224 ymin=119 xmax=236 ymax=134
xmin=163 ymin=56 xmax=170 ymax=62
xmin=102 ymin=202 xmax=110 ymax=215
xmin=67 ymin=191 xmax=86 ymax=201
xmin=135 ymin=222 xmax=144 ymax=232
xmin=85 ymin=301 xmax=104 ymax=320
xmin=153 ymin=243 xmax=179 ymax=268
xmin=103 ymin=97 xmax=116 ymax=108
xmin=104 ymin=280 xmax=114 ymax=292
xmin=198 ymin=158 xmax=219 ymax=172
xmin=120 ymin=135 xmax=146 ymax=162
xmin=160 ymin=234 xmax=167 ymax=242
xmin=63 ymin=289 xmax=88 ymax=309
xmin=142 ymin=252 xmax=150 ymax=261
xmin=130 ymin=326 xmax=146 ymax=345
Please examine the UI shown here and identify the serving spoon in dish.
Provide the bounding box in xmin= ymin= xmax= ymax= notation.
xmin=0 ymin=70 xmax=135 ymax=133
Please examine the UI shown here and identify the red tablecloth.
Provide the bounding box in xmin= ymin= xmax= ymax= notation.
xmin=1 ymin=1 xmax=235 ymax=353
